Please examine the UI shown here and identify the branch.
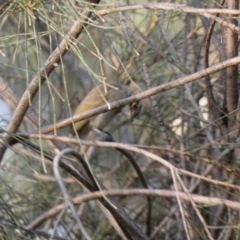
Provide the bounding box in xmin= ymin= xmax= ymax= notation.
xmin=24 ymin=188 xmax=240 ymax=232
xmin=97 ymin=3 xmax=240 ymax=33
xmin=33 ymin=56 xmax=240 ymax=134
xmin=0 ymin=1 xmax=101 ymax=161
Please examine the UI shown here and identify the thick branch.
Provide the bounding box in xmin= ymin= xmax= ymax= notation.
xmin=0 ymin=1 xmax=100 ymax=161
xmin=33 ymin=56 xmax=240 ymax=134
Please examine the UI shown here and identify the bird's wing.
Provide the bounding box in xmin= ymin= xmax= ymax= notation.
xmin=73 ymin=86 xmax=109 ymax=131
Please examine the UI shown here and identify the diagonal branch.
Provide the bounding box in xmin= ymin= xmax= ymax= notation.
xmin=0 ymin=1 xmax=101 ymax=161
xmin=29 ymin=56 xmax=240 ymax=135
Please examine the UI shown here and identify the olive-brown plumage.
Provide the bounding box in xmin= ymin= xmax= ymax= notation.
xmin=72 ymin=82 xmax=139 ymax=139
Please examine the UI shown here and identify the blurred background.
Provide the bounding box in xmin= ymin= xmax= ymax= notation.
xmin=0 ymin=0 xmax=239 ymax=239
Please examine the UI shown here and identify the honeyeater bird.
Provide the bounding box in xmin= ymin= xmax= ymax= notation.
xmin=71 ymin=82 xmax=140 ymax=139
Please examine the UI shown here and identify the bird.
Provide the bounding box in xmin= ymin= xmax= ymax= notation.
xmin=71 ymin=82 xmax=140 ymax=139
